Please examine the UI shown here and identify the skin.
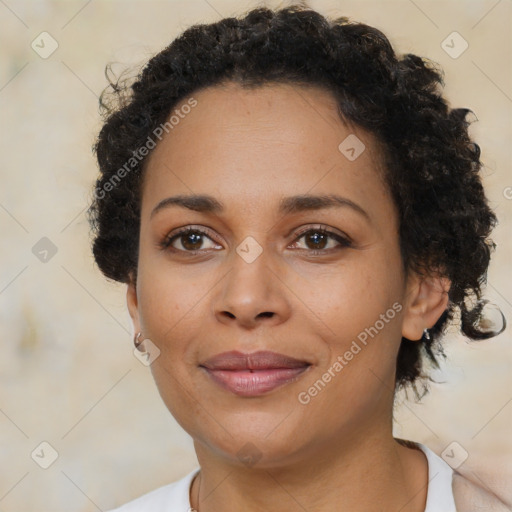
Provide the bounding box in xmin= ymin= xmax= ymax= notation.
xmin=127 ymin=81 xmax=451 ymax=512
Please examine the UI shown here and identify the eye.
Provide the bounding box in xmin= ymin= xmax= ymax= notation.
xmin=160 ymin=224 xmax=352 ymax=256
xmin=160 ymin=226 xmax=221 ymax=254
xmin=289 ymin=225 xmax=352 ymax=254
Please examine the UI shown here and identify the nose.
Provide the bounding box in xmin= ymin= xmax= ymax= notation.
xmin=212 ymin=251 xmax=292 ymax=330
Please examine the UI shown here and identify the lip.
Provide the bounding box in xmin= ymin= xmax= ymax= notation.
xmin=200 ymin=350 xmax=311 ymax=397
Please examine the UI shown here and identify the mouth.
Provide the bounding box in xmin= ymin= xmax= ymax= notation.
xmin=200 ymin=350 xmax=311 ymax=397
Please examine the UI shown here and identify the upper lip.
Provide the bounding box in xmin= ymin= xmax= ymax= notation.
xmin=200 ymin=350 xmax=310 ymax=371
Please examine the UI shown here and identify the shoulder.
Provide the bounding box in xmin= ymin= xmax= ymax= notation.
xmin=452 ymin=472 xmax=511 ymax=512
xmin=407 ymin=441 xmax=512 ymax=512
xmin=105 ymin=468 xmax=199 ymax=512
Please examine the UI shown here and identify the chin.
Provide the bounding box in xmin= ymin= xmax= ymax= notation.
xmin=191 ymin=414 xmax=315 ymax=470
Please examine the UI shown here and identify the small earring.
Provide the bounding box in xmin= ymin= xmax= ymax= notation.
xmin=133 ymin=331 xmax=144 ymax=350
xmin=423 ymin=328 xmax=431 ymax=340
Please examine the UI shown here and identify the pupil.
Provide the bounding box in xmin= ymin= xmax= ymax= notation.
xmin=308 ymin=231 xmax=326 ymax=249
xmin=183 ymin=232 xmax=202 ymax=250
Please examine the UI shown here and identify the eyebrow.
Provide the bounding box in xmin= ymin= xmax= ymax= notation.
xmin=150 ymin=193 xmax=370 ymax=221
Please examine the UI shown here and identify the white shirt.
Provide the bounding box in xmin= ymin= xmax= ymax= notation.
xmin=106 ymin=443 xmax=456 ymax=511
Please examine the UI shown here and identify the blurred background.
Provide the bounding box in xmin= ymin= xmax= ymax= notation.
xmin=0 ymin=0 xmax=510 ymax=510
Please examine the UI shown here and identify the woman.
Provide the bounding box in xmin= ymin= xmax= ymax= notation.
xmin=89 ymin=5 xmax=507 ymax=511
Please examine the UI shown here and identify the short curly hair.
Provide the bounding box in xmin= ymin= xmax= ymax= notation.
xmin=88 ymin=4 xmax=505 ymax=393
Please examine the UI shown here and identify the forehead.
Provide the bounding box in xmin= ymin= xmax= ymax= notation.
xmin=141 ymin=81 xmax=392 ymax=221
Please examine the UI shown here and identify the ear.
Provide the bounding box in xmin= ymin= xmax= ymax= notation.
xmin=401 ymin=271 xmax=451 ymax=341
xmin=126 ymin=278 xmax=142 ymax=341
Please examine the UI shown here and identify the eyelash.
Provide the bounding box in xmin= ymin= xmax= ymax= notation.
xmin=160 ymin=224 xmax=352 ymax=256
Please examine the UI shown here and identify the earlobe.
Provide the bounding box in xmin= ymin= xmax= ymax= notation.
xmin=401 ymin=273 xmax=451 ymax=341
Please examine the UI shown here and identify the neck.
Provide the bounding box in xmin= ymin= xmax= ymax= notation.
xmin=190 ymin=432 xmax=428 ymax=512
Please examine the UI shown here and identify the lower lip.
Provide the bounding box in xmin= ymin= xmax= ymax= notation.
xmin=203 ymin=367 xmax=310 ymax=397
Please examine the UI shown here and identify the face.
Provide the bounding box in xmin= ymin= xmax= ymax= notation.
xmin=127 ymin=82 xmax=447 ymax=468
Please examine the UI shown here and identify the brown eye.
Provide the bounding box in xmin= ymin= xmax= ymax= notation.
xmin=303 ymin=231 xmax=329 ymax=250
xmin=290 ymin=226 xmax=352 ymax=254
xmin=178 ymin=231 xmax=205 ymax=251
xmin=161 ymin=227 xmax=221 ymax=254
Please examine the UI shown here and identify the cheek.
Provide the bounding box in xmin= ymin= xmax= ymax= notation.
xmin=294 ymin=250 xmax=404 ymax=396
xmin=136 ymin=260 xmax=207 ymax=360
xmin=293 ymin=250 xmax=403 ymax=344
xmin=135 ymin=268 xmax=210 ymax=430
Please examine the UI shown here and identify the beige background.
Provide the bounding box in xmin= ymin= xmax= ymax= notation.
xmin=0 ymin=0 xmax=510 ymax=510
